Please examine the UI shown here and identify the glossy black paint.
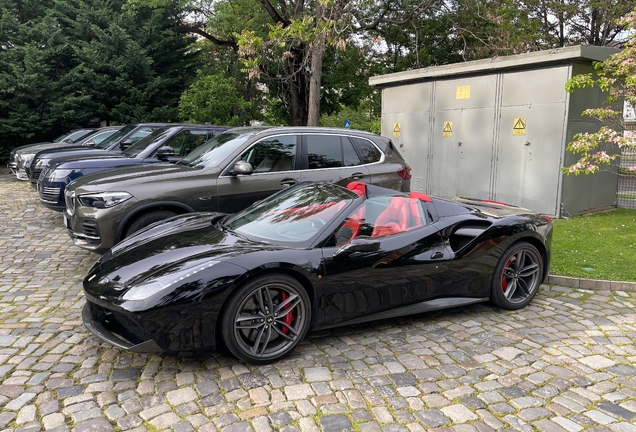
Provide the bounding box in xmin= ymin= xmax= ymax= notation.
xmin=83 ymin=183 xmax=552 ymax=354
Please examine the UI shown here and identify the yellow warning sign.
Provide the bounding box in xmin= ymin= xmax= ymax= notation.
xmin=513 ymin=118 xmax=526 ymax=136
xmin=456 ymin=85 xmax=471 ymax=99
xmin=442 ymin=121 xmax=453 ymax=138
xmin=393 ymin=123 xmax=401 ymax=137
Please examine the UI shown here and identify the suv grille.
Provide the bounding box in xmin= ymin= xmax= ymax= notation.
xmin=31 ymin=169 xmax=42 ymax=181
xmin=81 ymin=220 xmax=100 ymax=239
xmin=40 ymin=187 xmax=61 ymax=203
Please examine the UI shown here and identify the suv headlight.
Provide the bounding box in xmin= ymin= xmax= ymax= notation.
xmin=35 ymin=158 xmax=49 ymax=168
xmin=49 ymin=169 xmax=82 ymax=180
xmin=77 ymin=192 xmax=132 ymax=208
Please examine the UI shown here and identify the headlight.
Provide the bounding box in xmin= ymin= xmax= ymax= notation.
xmin=35 ymin=158 xmax=49 ymax=168
xmin=122 ymin=261 xmax=220 ymax=300
xmin=77 ymin=192 xmax=132 ymax=208
xmin=49 ymin=169 xmax=82 ymax=180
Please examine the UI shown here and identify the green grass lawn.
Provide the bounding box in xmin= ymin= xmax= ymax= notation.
xmin=551 ymin=208 xmax=636 ymax=282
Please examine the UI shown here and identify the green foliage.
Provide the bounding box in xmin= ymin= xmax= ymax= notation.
xmin=551 ymin=209 xmax=636 ymax=282
xmin=320 ymin=103 xmax=381 ymax=135
xmin=178 ymin=74 xmax=250 ymax=126
xmin=563 ymin=8 xmax=636 ymax=175
xmin=0 ymin=0 xmax=197 ymax=163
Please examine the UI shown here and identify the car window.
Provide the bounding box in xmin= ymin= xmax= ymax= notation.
xmin=123 ymin=128 xmax=172 ymax=158
xmin=343 ymin=138 xmax=361 ymax=167
xmin=95 ymin=124 xmax=137 ymax=149
xmin=127 ymin=127 xmax=158 ymax=145
xmin=225 ymin=183 xmax=355 ymax=245
xmin=350 ymin=137 xmax=382 ymax=164
xmin=170 ymin=130 xmax=210 ymax=157
xmin=89 ymin=130 xmax=117 ymax=145
xmin=239 ymin=135 xmax=297 ymax=173
xmin=65 ymin=129 xmax=94 ymax=142
xmin=307 ymin=135 xmax=343 ymax=169
xmin=178 ymin=131 xmax=252 ymax=168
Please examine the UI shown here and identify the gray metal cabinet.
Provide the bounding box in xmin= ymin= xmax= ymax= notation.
xmin=372 ymin=46 xmax=621 ymax=216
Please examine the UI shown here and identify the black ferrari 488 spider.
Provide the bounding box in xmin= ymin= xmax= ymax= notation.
xmin=82 ymin=181 xmax=552 ymax=364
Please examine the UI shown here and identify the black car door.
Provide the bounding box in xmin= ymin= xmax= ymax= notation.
xmin=317 ymin=198 xmax=452 ymax=328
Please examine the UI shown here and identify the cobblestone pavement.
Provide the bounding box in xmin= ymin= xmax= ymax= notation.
xmin=1 ymin=175 xmax=636 ymax=432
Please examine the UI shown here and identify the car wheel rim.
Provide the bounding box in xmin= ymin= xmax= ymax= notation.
xmin=501 ymin=248 xmax=541 ymax=304
xmin=233 ymin=283 xmax=306 ymax=360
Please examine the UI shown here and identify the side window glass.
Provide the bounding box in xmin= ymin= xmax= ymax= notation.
xmin=128 ymin=127 xmax=158 ymax=145
xmin=307 ymin=135 xmax=342 ymax=169
xmin=351 ymin=137 xmax=381 ymax=164
xmin=167 ymin=130 xmax=209 ymax=157
xmin=91 ymin=131 xmax=114 ymax=145
xmin=343 ymin=139 xmax=361 ymax=166
xmin=239 ymin=135 xmax=297 ymax=173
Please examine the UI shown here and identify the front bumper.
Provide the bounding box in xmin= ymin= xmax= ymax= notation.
xmin=7 ymin=162 xmax=17 ymax=175
xmin=15 ymin=168 xmax=29 ymax=181
xmin=82 ymin=302 xmax=163 ymax=353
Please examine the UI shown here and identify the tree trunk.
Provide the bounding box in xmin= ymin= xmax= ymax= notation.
xmin=307 ymin=41 xmax=325 ymax=126
xmin=307 ymin=4 xmax=325 ymax=126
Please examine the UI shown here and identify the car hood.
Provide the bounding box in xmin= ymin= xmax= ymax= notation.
xmin=86 ymin=213 xmax=283 ymax=297
xmin=16 ymin=142 xmax=61 ymax=156
xmin=67 ymin=163 xmax=219 ymax=194
xmin=36 ymin=147 xmax=110 ymax=162
xmin=53 ymin=155 xmax=143 ymax=170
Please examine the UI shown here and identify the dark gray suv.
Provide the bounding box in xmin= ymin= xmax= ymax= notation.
xmin=63 ymin=126 xmax=411 ymax=253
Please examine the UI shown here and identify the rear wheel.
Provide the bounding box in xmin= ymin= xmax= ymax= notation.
xmin=124 ymin=210 xmax=177 ymax=239
xmin=490 ymin=242 xmax=543 ymax=310
xmin=221 ymin=273 xmax=311 ymax=364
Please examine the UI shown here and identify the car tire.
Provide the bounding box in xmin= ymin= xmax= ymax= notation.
xmin=490 ymin=241 xmax=543 ymax=310
xmin=221 ymin=273 xmax=311 ymax=364
xmin=124 ymin=210 xmax=177 ymax=238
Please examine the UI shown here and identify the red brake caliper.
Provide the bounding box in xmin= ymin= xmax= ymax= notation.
xmin=502 ymin=259 xmax=512 ymax=291
xmin=280 ymin=291 xmax=294 ymax=334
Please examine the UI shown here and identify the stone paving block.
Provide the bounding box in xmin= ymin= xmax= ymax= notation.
xmin=1 ymin=178 xmax=636 ymax=432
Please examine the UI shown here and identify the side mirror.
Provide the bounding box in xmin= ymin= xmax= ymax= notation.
xmin=84 ymin=140 xmax=95 ymax=147
xmin=231 ymin=160 xmax=253 ymax=176
xmin=156 ymin=146 xmax=175 ymax=160
xmin=63 ymin=138 xmax=74 ymax=144
xmin=333 ymin=237 xmax=380 ymax=258
xmin=119 ymin=139 xmax=133 ymax=150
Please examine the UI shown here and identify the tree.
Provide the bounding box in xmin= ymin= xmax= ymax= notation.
xmin=446 ymin=0 xmax=636 ymax=60
xmin=179 ymin=73 xmax=249 ymax=125
xmin=0 ymin=0 xmax=198 ymax=162
xmin=563 ymin=9 xmax=636 ymax=175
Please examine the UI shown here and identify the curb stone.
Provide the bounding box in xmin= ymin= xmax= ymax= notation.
xmin=548 ymin=274 xmax=636 ymax=291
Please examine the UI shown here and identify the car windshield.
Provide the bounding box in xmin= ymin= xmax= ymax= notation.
xmin=122 ymin=127 xmax=173 ymax=158
xmin=95 ymin=124 xmax=136 ymax=149
xmin=224 ymin=183 xmax=356 ymax=245
xmin=177 ymin=131 xmax=251 ymax=168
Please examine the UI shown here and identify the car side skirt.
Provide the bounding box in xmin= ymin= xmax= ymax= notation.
xmin=318 ymin=296 xmax=489 ymax=330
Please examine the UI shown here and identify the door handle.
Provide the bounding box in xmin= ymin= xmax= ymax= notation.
xmin=431 ymin=252 xmax=444 ymax=259
xmin=280 ymin=179 xmax=296 ymax=187
xmin=350 ymin=172 xmax=365 ymax=180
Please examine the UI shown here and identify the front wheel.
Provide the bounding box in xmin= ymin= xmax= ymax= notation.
xmin=124 ymin=210 xmax=177 ymax=239
xmin=221 ymin=273 xmax=311 ymax=364
xmin=490 ymin=242 xmax=543 ymax=310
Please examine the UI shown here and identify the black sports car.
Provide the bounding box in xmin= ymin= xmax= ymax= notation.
xmin=82 ymin=181 xmax=552 ymax=364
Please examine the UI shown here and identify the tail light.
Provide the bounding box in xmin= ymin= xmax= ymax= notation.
xmin=483 ymin=199 xmax=509 ymax=206
xmin=541 ymin=215 xmax=553 ymax=224
xmin=397 ymin=167 xmax=412 ymax=180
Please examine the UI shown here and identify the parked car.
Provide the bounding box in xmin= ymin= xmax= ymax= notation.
xmin=9 ymin=129 xmax=95 ymax=177
xmin=23 ymin=127 xmax=122 ymax=184
xmin=39 ymin=125 xmax=228 ymax=211
xmin=27 ymin=123 xmax=174 ymax=186
xmin=63 ymin=127 xmax=411 ymax=254
xmin=81 ymin=180 xmax=552 ymax=363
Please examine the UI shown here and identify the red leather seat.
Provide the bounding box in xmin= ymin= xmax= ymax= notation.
xmin=336 ymin=207 xmax=365 ymax=245
xmin=347 ymin=181 xmax=367 ymax=198
xmin=371 ymin=197 xmax=412 ymax=238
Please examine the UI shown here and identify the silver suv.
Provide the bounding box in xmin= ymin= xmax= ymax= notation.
xmin=64 ymin=126 xmax=412 ymax=254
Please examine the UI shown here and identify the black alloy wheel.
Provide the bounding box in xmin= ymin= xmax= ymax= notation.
xmin=222 ymin=273 xmax=311 ymax=364
xmin=490 ymin=241 xmax=543 ymax=310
